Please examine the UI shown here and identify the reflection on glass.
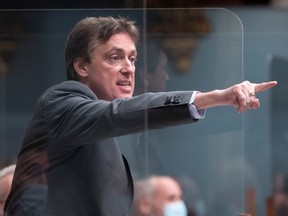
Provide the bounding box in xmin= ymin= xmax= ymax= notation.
xmin=0 ymin=9 xmax=248 ymax=216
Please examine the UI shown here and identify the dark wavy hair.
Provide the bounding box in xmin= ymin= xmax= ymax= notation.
xmin=65 ymin=16 xmax=140 ymax=80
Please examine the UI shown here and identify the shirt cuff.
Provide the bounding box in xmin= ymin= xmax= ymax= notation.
xmin=189 ymin=91 xmax=206 ymax=119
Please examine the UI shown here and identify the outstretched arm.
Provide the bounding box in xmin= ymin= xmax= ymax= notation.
xmin=193 ymin=80 xmax=277 ymax=112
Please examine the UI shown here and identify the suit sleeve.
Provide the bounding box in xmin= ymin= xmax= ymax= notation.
xmin=43 ymin=81 xmax=199 ymax=147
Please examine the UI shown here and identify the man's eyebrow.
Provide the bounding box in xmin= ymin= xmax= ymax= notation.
xmin=108 ymin=47 xmax=137 ymax=54
xmin=109 ymin=47 xmax=123 ymax=52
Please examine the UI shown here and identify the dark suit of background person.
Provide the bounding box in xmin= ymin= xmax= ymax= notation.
xmin=3 ymin=16 xmax=277 ymax=216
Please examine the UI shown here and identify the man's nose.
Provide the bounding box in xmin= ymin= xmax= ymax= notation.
xmin=124 ymin=57 xmax=135 ymax=67
xmin=120 ymin=58 xmax=134 ymax=73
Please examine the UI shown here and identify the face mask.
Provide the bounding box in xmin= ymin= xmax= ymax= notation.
xmin=163 ymin=200 xmax=188 ymax=216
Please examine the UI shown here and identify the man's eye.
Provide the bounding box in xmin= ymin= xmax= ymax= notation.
xmin=110 ymin=55 xmax=120 ymax=62
xmin=130 ymin=56 xmax=136 ymax=64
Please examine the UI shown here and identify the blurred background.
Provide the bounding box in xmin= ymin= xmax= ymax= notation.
xmin=1 ymin=1 xmax=288 ymax=216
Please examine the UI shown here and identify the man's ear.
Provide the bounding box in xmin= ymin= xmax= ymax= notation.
xmin=138 ymin=198 xmax=152 ymax=215
xmin=73 ymin=57 xmax=88 ymax=79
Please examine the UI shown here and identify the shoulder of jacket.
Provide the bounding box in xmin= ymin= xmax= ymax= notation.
xmin=43 ymin=81 xmax=96 ymax=99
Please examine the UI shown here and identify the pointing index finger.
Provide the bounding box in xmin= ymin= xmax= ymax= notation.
xmin=254 ymin=81 xmax=277 ymax=94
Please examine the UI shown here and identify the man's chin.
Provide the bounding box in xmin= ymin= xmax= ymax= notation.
xmin=117 ymin=93 xmax=133 ymax=99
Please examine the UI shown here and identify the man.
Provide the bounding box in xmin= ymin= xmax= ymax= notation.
xmin=131 ymin=175 xmax=187 ymax=216
xmin=0 ymin=165 xmax=15 ymax=215
xmin=4 ymin=16 xmax=277 ymax=216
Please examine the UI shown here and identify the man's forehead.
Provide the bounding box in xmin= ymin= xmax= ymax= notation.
xmin=108 ymin=46 xmax=137 ymax=53
xmin=96 ymin=32 xmax=137 ymax=54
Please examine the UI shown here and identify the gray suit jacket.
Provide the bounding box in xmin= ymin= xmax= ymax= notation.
xmin=4 ymin=81 xmax=197 ymax=216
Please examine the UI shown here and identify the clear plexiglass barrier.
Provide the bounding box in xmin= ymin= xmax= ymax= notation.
xmin=0 ymin=9 xmax=247 ymax=216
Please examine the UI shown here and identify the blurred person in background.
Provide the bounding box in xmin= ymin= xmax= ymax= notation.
xmin=0 ymin=164 xmax=15 ymax=215
xmin=175 ymin=176 xmax=207 ymax=216
xmin=273 ymin=173 xmax=288 ymax=216
xmin=131 ymin=175 xmax=188 ymax=216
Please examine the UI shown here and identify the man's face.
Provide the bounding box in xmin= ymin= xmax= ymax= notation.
xmin=81 ymin=32 xmax=137 ymax=101
xmin=151 ymin=177 xmax=183 ymax=216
